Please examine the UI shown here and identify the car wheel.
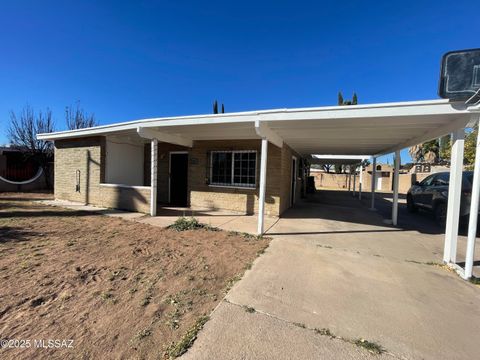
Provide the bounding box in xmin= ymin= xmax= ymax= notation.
xmin=407 ymin=195 xmax=417 ymax=213
xmin=434 ymin=202 xmax=447 ymax=227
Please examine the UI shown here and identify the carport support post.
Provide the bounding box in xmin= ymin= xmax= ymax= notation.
xmin=359 ymin=163 xmax=363 ymax=200
xmin=392 ymin=150 xmax=400 ymax=226
xmin=150 ymin=138 xmax=158 ymax=217
xmin=370 ymin=157 xmax=376 ymax=210
xmin=444 ymin=129 xmax=465 ymax=264
xmin=347 ymin=170 xmax=351 ymax=192
xmin=465 ymin=117 xmax=480 ymax=279
xmin=353 ymin=166 xmax=356 ymax=197
xmin=257 ymin=138 xmax=268 ymax=235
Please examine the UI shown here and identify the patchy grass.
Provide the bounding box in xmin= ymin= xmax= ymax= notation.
xmin=314 ymin=327 xmax=334 ymax=337
xmin=405 ymin=260 xmax=454 ymax=272
xmin=228 ymin=230 xmax=264 ymax=240
xmin=353 ymin=339 xmax=385 ymax=354
xmin=0 ymin=193 xmax=270 ymax=359
xmin=293 ymin=322 xmax=306 ymax=329
xmin=317 ymin=244 xmax=333 ymax=249
xmin=164 ymin=315 xmax=210 ymax=359
xmin=224 ymin=274 xmax=243 ymax=294
xmin=290 ymin=321 xmax=386 ymax=356
xmin=100 ymin=291 xmax=117 ymax=304
xmin=131 ymin=328 xmax=152 ymax=343
xmin=243 ymin=305 xmax=255 ymax=313
xmin=470 ymin=276 xmax=480 ymax=286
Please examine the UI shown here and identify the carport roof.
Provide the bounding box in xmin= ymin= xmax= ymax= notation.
xmin=38 ymin=99 xmax=475 ymax=157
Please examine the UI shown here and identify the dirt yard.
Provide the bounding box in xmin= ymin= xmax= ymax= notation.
xmin=0 ymin=193 xmax=270 ymax=360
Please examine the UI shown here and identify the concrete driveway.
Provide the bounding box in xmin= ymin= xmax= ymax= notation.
xmin=182 ymin=190 xmax=480 ymax=360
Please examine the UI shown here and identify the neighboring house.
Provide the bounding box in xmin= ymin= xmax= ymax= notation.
xmin=0 ymin=146 xmax=51 ymax=191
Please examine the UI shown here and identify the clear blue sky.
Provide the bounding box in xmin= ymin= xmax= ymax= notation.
xmin=0 ymin=0 xmax=477 ymax=163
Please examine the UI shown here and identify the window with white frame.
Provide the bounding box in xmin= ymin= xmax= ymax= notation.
xmin=210 ymin=151 xmax=256 ymax=188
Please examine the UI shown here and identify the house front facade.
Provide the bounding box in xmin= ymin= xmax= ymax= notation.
xmin=52 ymin=131 xmax=304 ymax=218
xmin=39 ymin=100 xmax=472 ymax=235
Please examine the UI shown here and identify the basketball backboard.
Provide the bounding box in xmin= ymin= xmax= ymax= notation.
xmin=439 ymin=48 xmax=480 ymax=100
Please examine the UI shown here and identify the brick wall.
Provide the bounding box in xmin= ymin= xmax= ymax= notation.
xmin=54 ymin=137 xmax=303 ymax=217
xmin=54 ymin=137 xmax=150 ymax=213
xmin=189 ymin=139 xmax=282 ymax=216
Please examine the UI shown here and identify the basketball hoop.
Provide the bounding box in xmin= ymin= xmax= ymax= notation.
xmin=439 ymin=48 xmax=480 ymax=105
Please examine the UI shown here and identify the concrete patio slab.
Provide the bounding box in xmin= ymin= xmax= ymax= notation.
xmin=183 ymin=191 xmax=480 ymax=360
xmin=182 ymin=300 xmax=391 ymax=360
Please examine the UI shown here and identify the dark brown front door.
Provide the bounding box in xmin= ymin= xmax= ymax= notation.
xmin=170 ymin=153 xmax=188 ymax=206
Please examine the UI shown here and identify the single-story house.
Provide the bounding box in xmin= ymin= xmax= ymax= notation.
xmin=38 ymin=99 xmax=474 ymax=237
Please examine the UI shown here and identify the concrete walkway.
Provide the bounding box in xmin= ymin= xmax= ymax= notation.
xmin=40 ymin=199 xmax=278 ymax=234
xmin=183 ymin=191 xmax=480 ymax=360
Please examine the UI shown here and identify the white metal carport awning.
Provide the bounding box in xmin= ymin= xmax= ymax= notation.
xmin=39 ymin=99 xmax=474 ymax=158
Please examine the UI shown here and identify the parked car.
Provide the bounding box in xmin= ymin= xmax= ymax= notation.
xmin=406 ymin=171 xmax=474 ymax=226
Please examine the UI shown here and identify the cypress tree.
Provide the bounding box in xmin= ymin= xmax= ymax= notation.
xmin=221 ymin=103 xmax=225 ymax=113
xmin=338 ymin=92 xmax=344 ymax=106
xmin=352 ymin=92 xmax=358 ymax=105
xmin=213 ymin=100 xmax=218 ymax=114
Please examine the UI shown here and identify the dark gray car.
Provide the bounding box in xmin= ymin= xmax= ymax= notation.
xmin=406 ymin=171 xmax=474 ymax=226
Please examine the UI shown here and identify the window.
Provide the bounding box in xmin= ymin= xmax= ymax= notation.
xmin=420 ymin=174 xmax=435 ymax=186
xmin=210 ymin=151 xmax=256 ymax=188
xmin=433 ymin=173 xmax=449 ymax=186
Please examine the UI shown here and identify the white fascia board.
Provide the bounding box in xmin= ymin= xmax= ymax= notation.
xmin=312 ymin=155 xmax=369 ymax=160
xmin=137 ymin=127 xmax=193 ymax=148
xmin=37 ymin=99 xmax=467 ymax=141
xmin=259 ymin=101 xmax=469 ymax=122
xmin=37 ymin=115 xmax=258 ymax=141
xmin=254 ymin=120 xmax=283 ymax=148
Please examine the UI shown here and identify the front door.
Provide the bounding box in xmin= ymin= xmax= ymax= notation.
xmin=376 ymin=176 xmax=382 ymax=191
xmin=169 ymin=153 xmax=188 ymax=206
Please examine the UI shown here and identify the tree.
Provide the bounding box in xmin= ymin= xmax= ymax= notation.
xmin=65 ymin=102 xmax=97 ymax=130
xmin=464 ymin=126 xmax=478 ymax=169
xmin=221 ymin=103 xmax=225 ymax=114
xmin=8 ymin=105 xmax=55 ymax=187
xmin=213 ymin=100 xmax=218 ymax=114
xmin=408 ymin=140 xmax=440 ymax=164
xmin=352 ymin=92 xmax=358 ymax=105
xmin=322 ymin=164 xmax=333 ymax=173
xmin=408 ymin=144 xmax=423 ymax=162
xmin=439 ymin=135 xmax=451 ymax=161
xmin=338 ymin=91 xmax=358 ymax=106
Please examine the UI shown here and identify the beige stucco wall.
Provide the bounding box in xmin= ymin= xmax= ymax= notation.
xmin=313 ymin=170 xmax=431 ymax=194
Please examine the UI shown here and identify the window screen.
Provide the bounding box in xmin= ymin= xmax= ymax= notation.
xmin=211 ymin=152 xmax=232 ymax=185
xmin=211 ymin=151 xmax=256 ymax=188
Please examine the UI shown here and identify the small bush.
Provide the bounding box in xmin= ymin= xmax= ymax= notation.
xmin=167 ymin=217 xmax=218 ymax=232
